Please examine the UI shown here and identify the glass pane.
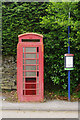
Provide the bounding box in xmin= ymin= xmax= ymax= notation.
xmin=37 ymin=83 xmax=39 ymax=89
xmin=26 ymin=72 xmax=36 ymax=76
xmin=23 ymin=90 xmax=24 ymax=95
xmin=37 ymin=53 xmax=39 ymax=58
xmin=25 ymin=60 xmax=36 ymax=64
xmin=37 ymin=71 xmax=39 ymax=77
xmin=25 ymin=84 xmax=36 ymax=89
xmin=23 ymin=72 xmax=24 ymax=76
xmin=37 ymin=65 xmax=39 ymax=70
xmin=37 ymin=90 xmax=39 ymax=95
xmin=23 ymin=53 xmax=24 ymax=58
xmin=37 ymin=60 xmax=39 ymax=64
xmin=37 ymin=77 xmax=39 ymax=83
xmin=24 ymin=90 xmax=36 ymax=95
xmin=37 ymin=47 xmax=39 ymax=52
xmin=23 ymin=47 xmax=24 ymax=52
xmin=25 ymin=78 xmax=36 ymax=82
xmin=26 ymin=47 xmax=36 ymax=52
xmin=26 ymin=66 xmax=36 ymax=70
xmin=23 ymin=59 xmax=24 ymax=64
xmin=23 ymin=65 xmax=24 ymax=70
xmin=26 ymin=54 xmax=36 ymax=58
xmin=23 ymin=78 xmax=24 ymax=88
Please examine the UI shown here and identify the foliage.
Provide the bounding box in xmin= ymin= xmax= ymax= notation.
xmin=2 ymin=2 xmax=48 ymax=55
xmin=40 ymin=2 xmax=80 ymax=92
xmin=2 ymin=2 xmax=80 ymax=92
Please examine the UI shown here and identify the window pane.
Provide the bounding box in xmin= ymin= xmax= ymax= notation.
xmin=23 ymin=47 xmax=24 ymax=52
xmin=23 ymin=53 xmax=24 ymax=58
xmin=37 ymin=53 xmax=39 ymax=58
xmin=23 ymin=59 xmax=24 ymax=64
xmin=25 ymin=60 xmax=36 ymax=64
xmin=24 ymin=90 xmax=36 ymax=95
xmin=26 ymin=47 xmax=36 ymax=52
xmin=37 ymin=60 xmax=39 ymax=64
xmin=26 ymin=72 xmax=36 ymax=76
xmin=23 ymin=78 xmax=24 ymax=88
xmin=37 ymin=71 xmax=39 ymax=77
xmin=26 ymin=66 xmax=36 ymax=70
xmin=25 ymin=78 xmax=36 ymax=82
xmin=26 ymin=54 xmax=36 ymax=58
xmin=37 ymin=47 xmax=39 ymax=52
xmin=37 ymin=77 xmax=39 ymax=83
xmin=25 ymin=84 xmax=36 ymax=89
xmin=37 ymin=90 xmax=39 ymax=95
xmin=37 ymin=65 xmax=39 ymax=70
xmin=23 ymin=65 xmax=24 ymax=70
xmin=37 ymin=83 xmax=39 ymax=89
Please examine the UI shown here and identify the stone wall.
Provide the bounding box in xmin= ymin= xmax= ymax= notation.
xmin=1 ymin=56 xmax=17 ymax=89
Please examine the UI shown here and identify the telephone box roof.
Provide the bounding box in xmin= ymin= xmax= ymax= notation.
xmin=18 ymin=32 xmax=43 ymax=38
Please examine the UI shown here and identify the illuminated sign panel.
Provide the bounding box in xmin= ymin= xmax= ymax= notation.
xmin=66 ymin=56 xmax=73 ymax=68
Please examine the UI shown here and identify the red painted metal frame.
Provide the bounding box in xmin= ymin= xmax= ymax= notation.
xmin=17 ymin=33 xmax=44 ymax=102
xmin=64 ymin=54 xmax=74 ymax=56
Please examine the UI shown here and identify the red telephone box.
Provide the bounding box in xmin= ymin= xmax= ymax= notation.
xmin=17 ymin=33 xmax=44 ymax=102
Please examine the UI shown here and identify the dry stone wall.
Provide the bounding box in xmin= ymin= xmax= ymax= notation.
xmin=1 ymin=56 xmax=17 ymax=89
